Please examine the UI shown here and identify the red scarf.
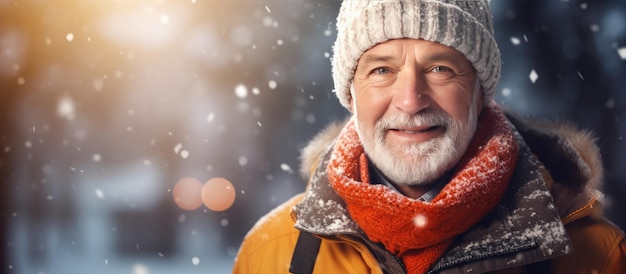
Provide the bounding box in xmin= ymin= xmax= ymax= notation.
xmin=327 ymin=105 xmax=519 ymax=273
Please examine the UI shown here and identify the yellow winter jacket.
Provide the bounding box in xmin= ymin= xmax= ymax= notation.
xmin=233 ymin=116 xmax=626 ymax=273
xmin=233 ymin=197 xmax=625 ymax=273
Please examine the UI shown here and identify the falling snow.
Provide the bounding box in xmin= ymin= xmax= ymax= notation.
xmin=413 ymin=214 xmax=427 ymax=228
xmin=57 ymin=96 xmax=76 ymax=120
xmin=618 ymin=47 xmax=626 ymax=60
xmin=502 ymin=88 xmax=512 ymax=97
xmin=238 ymin=156 xmax=248 ymax=166
xmin=529 ymin=70 xmax=539 ymax=83
xmin=280 ymin=163 xmax=292 ymax=172
xmin=95 ymin=189 xmax=104 ymax=199
xmin=235 ymin=84 xmax=248 ymax=98
xmin=606 ymin=98 xmax=615 ymax=109
xmin=268 ymin=80 xmax=277 ymax=89
xmin=133 ymin=263 xmax=149 ymax=274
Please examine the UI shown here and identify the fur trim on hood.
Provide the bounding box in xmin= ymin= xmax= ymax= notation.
xmin=507 ymin=114 xmax=603 ymax=194
xmin=299 ymin=118 xmax=348 ymax=179
xmin=505 ymin=113 xmax=605 ymax=221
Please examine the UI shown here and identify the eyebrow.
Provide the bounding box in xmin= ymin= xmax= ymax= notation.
xmin=358 ymin=52 xmax=467 ymax=68
xmin=356 ymin=54 xmax=397 ymax=72
xmin=360 ymin=54 xmax=396 ymax=64
xmin=425 ymin=52 xmax=467 ymax=65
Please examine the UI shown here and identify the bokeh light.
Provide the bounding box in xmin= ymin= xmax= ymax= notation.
xmin=201 ymin=177 xmax=236 ymax=212
xmin=172 ymin=177 xmax=204 ymax=211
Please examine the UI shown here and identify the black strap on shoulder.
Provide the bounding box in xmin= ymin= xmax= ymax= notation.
xmin=526 ymin=259 xmax=551 ymax=273
xmin=289 ymin=231 xmax=322 ymax=274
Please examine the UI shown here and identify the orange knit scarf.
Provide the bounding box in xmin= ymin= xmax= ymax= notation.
xmin=327 ymin=105 xmax=519 ymax=273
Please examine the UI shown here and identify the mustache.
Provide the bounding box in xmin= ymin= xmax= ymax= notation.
xmin=375 ymin=110 xmax=452 ymax=130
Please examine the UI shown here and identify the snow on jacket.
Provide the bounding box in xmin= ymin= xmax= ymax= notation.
xmin=233 ymin=114 xmax=626 ymax=273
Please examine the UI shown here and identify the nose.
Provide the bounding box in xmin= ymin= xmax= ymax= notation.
xmin=392 ymin=71 xmax=430 ymax=114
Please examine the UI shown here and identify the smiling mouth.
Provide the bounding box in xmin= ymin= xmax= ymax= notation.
xmin=385 ymin=125 xmax=446 ymax=143
xmin=391 ymin=125 xmax=443 ymax=133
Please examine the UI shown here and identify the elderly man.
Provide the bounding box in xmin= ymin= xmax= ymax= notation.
xmin=233 ymin=0 xmax=626 ymax=273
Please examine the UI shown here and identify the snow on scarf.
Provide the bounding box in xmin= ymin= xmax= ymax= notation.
xmin=327 ymin=104 xmax=519 ymax=273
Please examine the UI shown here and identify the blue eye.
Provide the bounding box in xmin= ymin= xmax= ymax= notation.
xmin=432 ymin=66 xmax=452 ymax=73
xmin=372 ymin=67 xmax=390 ymax=75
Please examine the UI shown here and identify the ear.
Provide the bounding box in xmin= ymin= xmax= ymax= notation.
xmin=475 ymin=81 xmax=484 ymax=115
xmin=348 ymin=98 xmax=354 ymax=113
xmin=348 ymin=84 xmax=355 ymax=113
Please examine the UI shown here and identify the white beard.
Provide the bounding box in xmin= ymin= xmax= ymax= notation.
xmin=354 ymin=85 xmax=481 ymax=186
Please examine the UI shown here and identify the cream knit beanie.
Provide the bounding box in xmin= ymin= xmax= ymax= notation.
xmin=332 ymin=0 xmax=500 ymax=109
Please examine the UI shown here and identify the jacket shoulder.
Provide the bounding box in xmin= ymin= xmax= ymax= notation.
xmin=552 ymin=215 xmax=626 ymax=274
xmin=233 ymin=194 xmax=304 ymax=274
xmin=234 ymin=192 xmax=381 ymax=274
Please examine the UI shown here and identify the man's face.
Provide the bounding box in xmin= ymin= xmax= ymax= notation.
xmin=351 ymin=38 xmax=482 ymax=186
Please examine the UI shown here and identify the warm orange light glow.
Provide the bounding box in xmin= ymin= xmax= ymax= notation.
xmin=201 ymin=177 xmax=236 ymax=212
xmin=172 ymin=177 xmax=203 ymax=211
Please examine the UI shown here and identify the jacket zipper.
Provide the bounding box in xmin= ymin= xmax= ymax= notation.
xmin=561 ymin=198 xmax=597 ymax=224
xmin=388 ymin=250 xmax=408 ymax=274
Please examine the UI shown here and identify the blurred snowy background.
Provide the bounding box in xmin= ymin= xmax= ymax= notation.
xmin=0 ymin=0 xmax=624 ymax=273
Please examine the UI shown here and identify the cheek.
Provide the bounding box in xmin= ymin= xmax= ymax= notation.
xmin=354 ymin=91 xmax=390 ymax=124
xmin=431 ymin=87 xmax=475 ymax=121
xmin=450 ymin=101 xmax=473 ymax=124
